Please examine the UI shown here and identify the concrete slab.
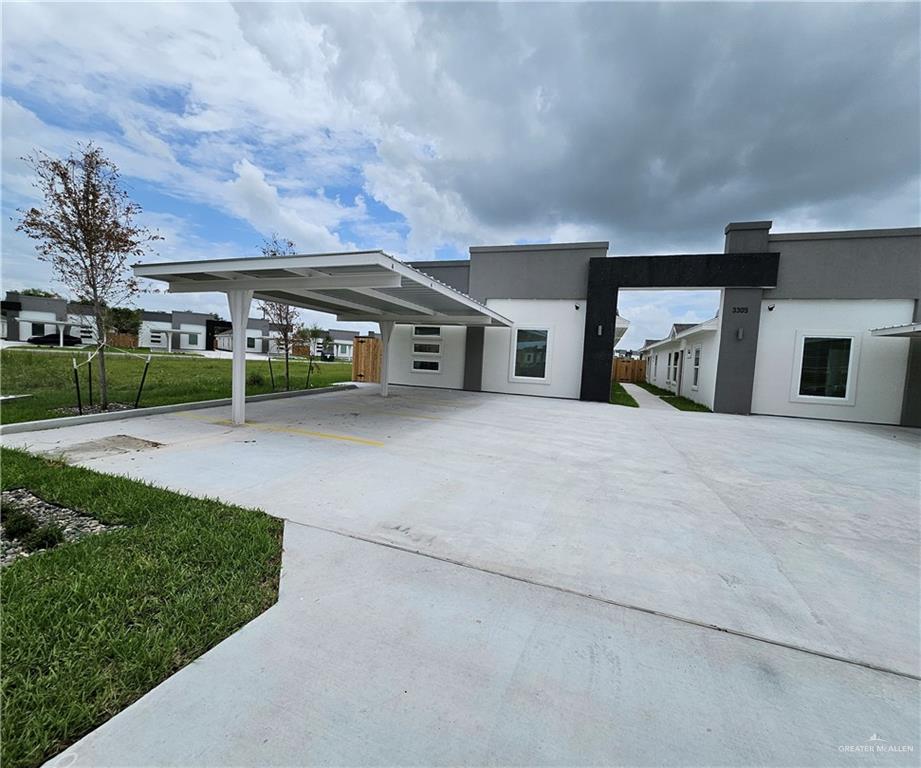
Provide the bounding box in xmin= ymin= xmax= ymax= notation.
xmin=9 ymin=386 xmax=916 ymax=677
xmin=622 ymin=381 xmax=674 ymax=409
xmin=45 ymin=525 xmax=919 ymax=767
xmin=5 ymin=385 xmax=918 ymax=765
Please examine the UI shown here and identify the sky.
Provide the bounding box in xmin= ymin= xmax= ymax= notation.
xmin=2 ymin=2 xmax=918 ymax=347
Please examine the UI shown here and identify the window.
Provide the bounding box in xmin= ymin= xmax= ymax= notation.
xmin=413 ymin=342 xmax=441 ymax=355
xmin=692 ymin=346 xmax=701 ymax=389
xmin=669 ymin=352 xmax=678 ymax=384
xmin=413 ymin=326 xmax=441 ymax=338
xmin=512 ymin=328 xmax=550 ymax=381
xmin=412 ymin=359 xmax=440 ymax=372
xmin=186 ymin=333 xmax=199 ymax=346
xmin=653 ymin=354 xmax=658 ymax=378
xmin=80 ymin=327 xmax=94 ymax=341
xmin=31 ymin=322 xmax=48 ymax=336
xmin=247 ymin=337 xmax=256 ymax=349
xmin=798 ymin=337 xmax=852 ymax=399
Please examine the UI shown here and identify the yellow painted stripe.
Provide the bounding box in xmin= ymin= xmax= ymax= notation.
xmin=179 ymin=413 xmax=385 ymax=447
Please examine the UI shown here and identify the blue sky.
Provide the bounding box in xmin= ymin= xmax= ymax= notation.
xmin=2 ymin=2 xmax=917 ymax=346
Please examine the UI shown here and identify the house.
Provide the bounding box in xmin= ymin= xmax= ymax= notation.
xmin=640 ymin=318 xmax=721 ymax=409
xmin=1 ymin=292 xmax=97 ymax=344
xmin=133 ymin=220 xmax=921 ymax=428
xmin=310 ymin=329 xmax=356 ymax=360
xmin=632 ymin=222 xmax=920 ymax=424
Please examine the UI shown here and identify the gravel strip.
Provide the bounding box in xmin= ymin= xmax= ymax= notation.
xmin=1 ymin=489 xmax=123 ymax=567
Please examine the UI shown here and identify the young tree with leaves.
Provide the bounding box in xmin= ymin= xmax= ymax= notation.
xmin=304 ymin=322 xmax=325 ymax=388
xmin=258 ymin=234 xmax=301 ymax=390
xmin=16 ymin=143 xmax=160 ymax=408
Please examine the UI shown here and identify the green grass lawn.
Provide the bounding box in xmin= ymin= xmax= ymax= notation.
xmin=0 ymin=448 xmax=284 ymax=768
xmin=661 ymin=395 xmax=712 ymax=412
xmin=634 ymin=380 xmax=711 ymax=412
xmin=0 ymin=349 xmax=353 ymax=424
xmin=609 ymin=381 xmax=639 ymax=407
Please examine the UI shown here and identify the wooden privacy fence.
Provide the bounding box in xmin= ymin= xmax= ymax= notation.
xmin=612 ymin=358 xmax=646 ymax=383
xmin=351 ymin=336 xmax=381 ymax=383
xmin=108 ymin=333 xmax=139 ymax=348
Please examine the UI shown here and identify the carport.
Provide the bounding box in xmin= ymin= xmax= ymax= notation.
xmin=134 ymin=251 xmax=512 ymax=424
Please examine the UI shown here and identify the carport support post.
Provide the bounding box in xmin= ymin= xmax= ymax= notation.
xmin=227 ymin=289 xmax=254 ymax=424
xmin=379 ymin=320 xmax=394 ymax=397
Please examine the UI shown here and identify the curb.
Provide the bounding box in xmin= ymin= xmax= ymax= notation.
xmin=0 ymin=384 xmax=358 ymax=436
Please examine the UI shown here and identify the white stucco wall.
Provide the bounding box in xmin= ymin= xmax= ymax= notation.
xmin=751 ymin=299 xmax=914 ymax=424
xmin=481 ymin=299 xmax=586 ymax=399
xmin=387 ymin=324 xmax=467 ymax=390
xmin=178 ymin=323 xmax=206 ymax=351
xmin=17 ymin=310 xmax=57 ymax=340
xmin=140 ymin=321 xmax=172 ymax=348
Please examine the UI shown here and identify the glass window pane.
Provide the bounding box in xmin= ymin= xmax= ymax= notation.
xmin=514 ymin=329 xmax=548 ymax=378
xmin=414 ymin=326 xmax=441 ymax=336
xmin=799 ymin=338 xmax=851 ymax=397
xmin=412 ymin=359 xmax=439 ymax=371
xmin=413 ymin=342 xmax=441 ymax=354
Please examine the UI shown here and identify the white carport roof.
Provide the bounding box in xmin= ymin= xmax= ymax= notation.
xmin=870 ymin=322 xmax=921 ymax=339
xmin=133 ymin=250 xmax=512 ymax=327
xmin=133 ymin=250 xmax=513 ymax=423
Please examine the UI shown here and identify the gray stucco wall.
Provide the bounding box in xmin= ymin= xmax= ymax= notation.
xmin=766 ymin=229 xmax=920 ymax=300
xmin=407 ymin=260 xmax=471 ymax=294
xmin=468 ymin=242 xmax=609 ymax=301
xmin=712 ymin=288 xmax=764 ymax=415
xmin=901 ymin=300 xmax=921 ymax=428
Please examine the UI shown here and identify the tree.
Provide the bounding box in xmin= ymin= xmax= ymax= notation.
xmin=305 ymin=323 xmax=325 ymax=388
xmin=107 ymin=306 xmax=142 ymax=335
xmin=323 ymin=332 xmax=334 ymax=360
xmin=18 ymin=287 xmax=60 ymax=298
xmin=15 ymin=143 xmax=160 ymax=408
xmin=257 ymin=234 xmax=300 ymax=390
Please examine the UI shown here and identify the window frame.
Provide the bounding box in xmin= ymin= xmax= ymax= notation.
xmin=412 ymin=326 xmax=442 ymax=339
xmin=691 ymin=345 xmax=701 ymax=390
xmin=412 ymin=341 xmax=442 ymax=356
xmin=508 ymin=325 xmax=553 ymax=384
xmin=411 ymin=358 xmax=441 ymax=374
xmin=185 ymin=332 xmax=199 ymax=346
xmin=790 ymin=331 xmax=860 ymax=406
xmin=246 ymin=336 xmax=257 ymax=349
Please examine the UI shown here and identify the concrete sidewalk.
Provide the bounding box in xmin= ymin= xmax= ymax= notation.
xmin=622 ymin=381 xmax=675 ymax=409
xmin=44 ymin=524 xmax=919 ymax=767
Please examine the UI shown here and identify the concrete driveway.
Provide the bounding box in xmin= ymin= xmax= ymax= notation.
xmin=4 ymin=385 xmax=918 ymax=766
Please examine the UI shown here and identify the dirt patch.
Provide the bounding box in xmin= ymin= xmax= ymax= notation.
xmin=47 ymin=434 xmax=163 ymax=463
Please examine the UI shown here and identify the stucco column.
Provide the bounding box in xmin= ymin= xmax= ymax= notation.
xmin=379 ymin=320 xmax=394 ymax=397
xmin=227 ymin=289 xmax=254 ymax=424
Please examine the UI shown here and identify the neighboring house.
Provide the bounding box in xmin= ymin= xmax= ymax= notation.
xmin=322 ymin=329 xmax=356 ymax=360
xmin=640 ymin=318 xmax=721 ymax=409
xmin=213 ymin=318 xmax=281 ymax=354
xmin=0 ymin=292 xmax=96 ymax=343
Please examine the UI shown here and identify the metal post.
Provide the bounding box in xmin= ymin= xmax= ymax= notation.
xmin=59 ymin=325 xmax=65 ymax=348
xmin=267 ymin=354 xmax=275 ymax=392
xmin=379 ymin=320 xmax=394 ymax=397
xmin=135 ymin=355 xmax=152 ymax=408
xmin=72 ymin=357 xmax=83 ymax=415
xmin=227 ymin=289 xmax=254 ymax=425
xmin=87 ymin=352 xmax=93 ymax=406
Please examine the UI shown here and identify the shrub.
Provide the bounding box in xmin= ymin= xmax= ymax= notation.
xmin=22 ymin=524 xmax=65 ymax=552
xmin=2 ymin=509 xmax=38 ymax=539
xmin=247 ymin=371 xmax=265 ymax=386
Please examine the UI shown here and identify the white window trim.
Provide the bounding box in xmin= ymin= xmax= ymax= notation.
xmin=412 ymin=325 xmax=442 ymax=340
xmin=691 ymin=345 xmax=701 ymax=391
xmin=789 ymin=331 xmax=861 ymax=407
xmin=411 ymin=359 xmax=441 ymax=374
xmin=508 ymin=325 xmax=553 ymax=385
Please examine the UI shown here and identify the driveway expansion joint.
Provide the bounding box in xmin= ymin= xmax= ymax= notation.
xmin=283 ymin=517 xmax=921 ymax=682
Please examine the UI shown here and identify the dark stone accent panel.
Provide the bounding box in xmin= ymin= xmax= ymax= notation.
xmin=901 ymin=300 xmax=921 ymax=428
xmin=463 ymin=326 xmax=484 ymax=392
xmin=713 ymin=288 xmax=764 ymax=414
xmin=579 ymin=252 xmax=779 ymax=403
